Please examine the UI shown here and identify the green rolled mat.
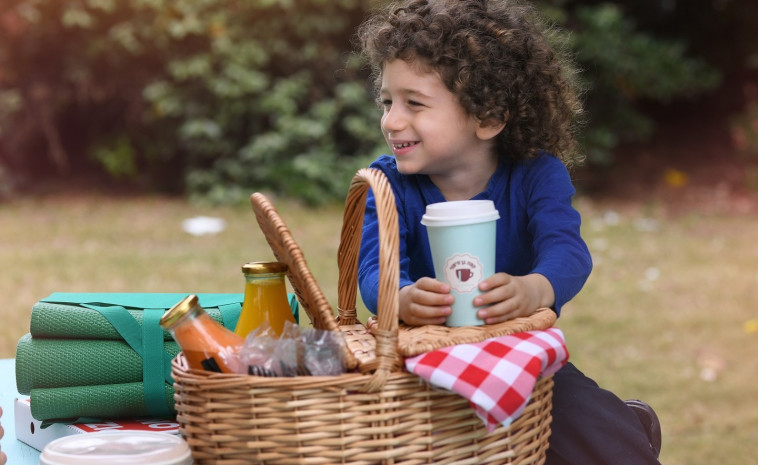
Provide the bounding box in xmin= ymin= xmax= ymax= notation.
xmin=15 ymin=333 xmax=179 ymax=394
xmin=30 ymin=382 xmax=176 ymax=421
xmin=30 ymin=301 xmax=232 ymax=340
xmin=30 ymin=293 xmax=245 ymax=339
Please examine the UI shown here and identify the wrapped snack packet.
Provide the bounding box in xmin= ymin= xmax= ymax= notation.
xmin=237 ymin=323 xmax=278 ymax=376
xmin=303 ymin=328 xmax=347 ymax=376
xmin=235 ymin=321 xmax=348 ymax=377
xmin=273 ymin=322 xmax=307 ymax=376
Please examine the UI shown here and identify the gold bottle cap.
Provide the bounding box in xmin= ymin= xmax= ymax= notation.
xmin=241 ymin=261 xmax=288 ymax=275
xmin=160 ymin=294 xmax=200 ymax=330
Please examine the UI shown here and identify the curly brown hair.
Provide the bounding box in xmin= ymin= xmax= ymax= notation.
xmin=357 ymin=0 xmax=584 ymax=167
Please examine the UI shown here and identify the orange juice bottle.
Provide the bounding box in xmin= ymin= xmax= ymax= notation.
xmin=235 ymin=261 xmax=296 ymax=337
xmin=160 ymin=294 xmax=244 ymax=373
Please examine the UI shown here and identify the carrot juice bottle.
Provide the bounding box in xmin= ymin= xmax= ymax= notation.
xmin=160 ymin=294 xmax=244 ymax=373
xmin=235 ymin=261 xmax=296 ymax=337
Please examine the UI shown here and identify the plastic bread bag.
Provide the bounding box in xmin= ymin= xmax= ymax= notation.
xmin=272 ymin=321 xmax=307 ymax=376
xmin=274 ymin=322 xmax=348 ymax=376
xmin=302 ymin=327 xmax=347 ymax=376
xmin=237 ymin=323 xmax=279 ymax=376
xmin=237 ymin=321 xmax=348 ymax=377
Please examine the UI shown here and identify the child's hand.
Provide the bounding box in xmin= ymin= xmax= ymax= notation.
xmin=0 ymin=406 xmax=6 ymax=465
xmin=473 ymin=273 xmax=555 ymax=324
xmin=398 ymin=277 xmax=453 ymax=326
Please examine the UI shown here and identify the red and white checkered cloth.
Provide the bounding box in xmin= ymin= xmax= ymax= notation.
xmin=404 ymin=328 xmax=568 ymax=431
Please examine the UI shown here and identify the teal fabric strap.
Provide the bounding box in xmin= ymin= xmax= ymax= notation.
xmin=82 ymin=304 xmax=144 ymax=351
xmin=142 ymin=308 xmax=171 ymax=417
xmin=83 ymin=304 xmax=173 ymax=417
xmin=288 ymin=294 xmax=299 ymax=324
xmin=217 ymin=303 xmax=241 ymax=330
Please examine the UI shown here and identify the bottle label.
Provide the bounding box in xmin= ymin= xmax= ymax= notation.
xmin=200 ymin=357 xmax=222 ymax=372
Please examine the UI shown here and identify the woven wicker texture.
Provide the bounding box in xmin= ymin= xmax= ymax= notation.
xmin=172 ymin=168 xmax=554 ymax=464
xmin=396 ymin=308 xmax=556 ymax=357
xmin=172 ymin=355 xmax=552 ymax=465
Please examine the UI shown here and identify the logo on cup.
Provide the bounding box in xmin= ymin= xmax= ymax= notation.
xmin=456 ymin=268 xmax=473 ymax=282
xmin=444 ymin=253 xmax=483 ymax=293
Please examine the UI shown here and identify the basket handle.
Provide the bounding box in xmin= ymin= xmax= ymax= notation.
xmin=250 ymin=192 xmax=340 ymax=334
xmin=337 ymin=168 xmax=401 ymax=392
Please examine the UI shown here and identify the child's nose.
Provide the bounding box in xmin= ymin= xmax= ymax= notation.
xmin=381 ymin=106 xmax=406 ymax=132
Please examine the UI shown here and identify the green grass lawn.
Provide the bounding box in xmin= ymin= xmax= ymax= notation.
xmin=1 ymin=192 xmax=757 ymax=464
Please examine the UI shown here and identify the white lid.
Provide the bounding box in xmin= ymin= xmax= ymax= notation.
xmin=39 ymin=431 xmax=192 ymax=465
xmin=421 ymin=200 xmax=499 ymax=227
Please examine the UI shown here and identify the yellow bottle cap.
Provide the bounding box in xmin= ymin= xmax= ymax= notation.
xmin=241 ymin=261 xmax=288 ymax=275
xmin=159 ymin=294 xmax=200 ymax=330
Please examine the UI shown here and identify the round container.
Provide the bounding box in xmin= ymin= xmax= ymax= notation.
xmin=421 ymin=200 xmax=500 ymax=327
xmin=39 ymin=431 xmax=192 ymax=465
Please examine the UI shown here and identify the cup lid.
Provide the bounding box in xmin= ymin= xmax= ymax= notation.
xmin=39 ymin=431 xmax=192 ymax=465
xmin=421 ymin=200 xmax=499 ymax=227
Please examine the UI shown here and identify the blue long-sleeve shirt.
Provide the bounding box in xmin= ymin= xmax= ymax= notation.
xmin=358 ymin=153 xmax=592 ymax=316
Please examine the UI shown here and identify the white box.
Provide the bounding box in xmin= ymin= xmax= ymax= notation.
xmin=14 ymin=397 xmax=180 ymax=451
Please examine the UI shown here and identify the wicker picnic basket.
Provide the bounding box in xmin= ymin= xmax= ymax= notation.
xmin=170 ymin=168 xmax=558 ymax=464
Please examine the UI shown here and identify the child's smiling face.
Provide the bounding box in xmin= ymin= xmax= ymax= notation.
xmin=379 ymin=59 xmax=498 ymax=178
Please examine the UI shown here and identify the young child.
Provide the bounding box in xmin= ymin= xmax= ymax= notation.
xmin=355 ymin=1 xmax=662 ymax=464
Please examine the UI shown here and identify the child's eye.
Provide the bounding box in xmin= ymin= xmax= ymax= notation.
xmin=408 ymin=100 xmax=422 ymax=107
xmin=379 ymin=98 xmax=392 ymax=109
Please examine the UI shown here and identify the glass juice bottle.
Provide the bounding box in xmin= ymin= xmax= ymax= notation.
xmin=235 ymin=261 xmax=296 ymax=337
xmin=160 ymin=294 xmax=244 ymax=373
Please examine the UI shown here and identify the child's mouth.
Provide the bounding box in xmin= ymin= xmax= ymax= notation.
xmin=393 ymin=142 xmax=417 ymax=149
xmin=392 ymin=141 xmax=419 ymax=155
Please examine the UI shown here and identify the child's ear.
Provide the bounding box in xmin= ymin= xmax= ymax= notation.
xmin=476 ymin=118 xmax=506 ymax=141
xmin=476 ymin=110 xmax=508 ymax=141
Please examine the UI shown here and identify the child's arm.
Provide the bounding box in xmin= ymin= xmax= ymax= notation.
xmin=474 ymin=272 xmax=555 ymax=324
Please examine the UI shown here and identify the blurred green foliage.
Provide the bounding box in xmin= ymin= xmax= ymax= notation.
xmin=549 ymin=2 xmax=722 ymax=165
xmin=0 ymin=0 xmax=742 ymax=203
xmin=0 ymin=0 xmax=383 ymax=204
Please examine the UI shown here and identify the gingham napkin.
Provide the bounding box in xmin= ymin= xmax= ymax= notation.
xmin=404 ymin=328 xmax=568 ymax=431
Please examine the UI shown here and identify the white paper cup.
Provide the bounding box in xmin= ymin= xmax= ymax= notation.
xmin=421 ymin=200 xmax=499 ymax=326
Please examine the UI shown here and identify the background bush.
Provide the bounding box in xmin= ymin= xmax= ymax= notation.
xmin=553 ymin=2 xmax=722 ymax=165
xmin=1 ymin=0 xmax=751 ymax=203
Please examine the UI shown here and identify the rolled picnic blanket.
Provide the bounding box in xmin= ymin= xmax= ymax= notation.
xmin=29 ymin=293 xmax=247 ymax=340
xmin=15 ymin=333 xmax=180 ymax=393
xmin=16 ymin=292 xmax=300 ymax=422
xmin=29 ymin=382 xmax=176 ymax=421
xmin=16 ymin=333 xmax=180 ymax=420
